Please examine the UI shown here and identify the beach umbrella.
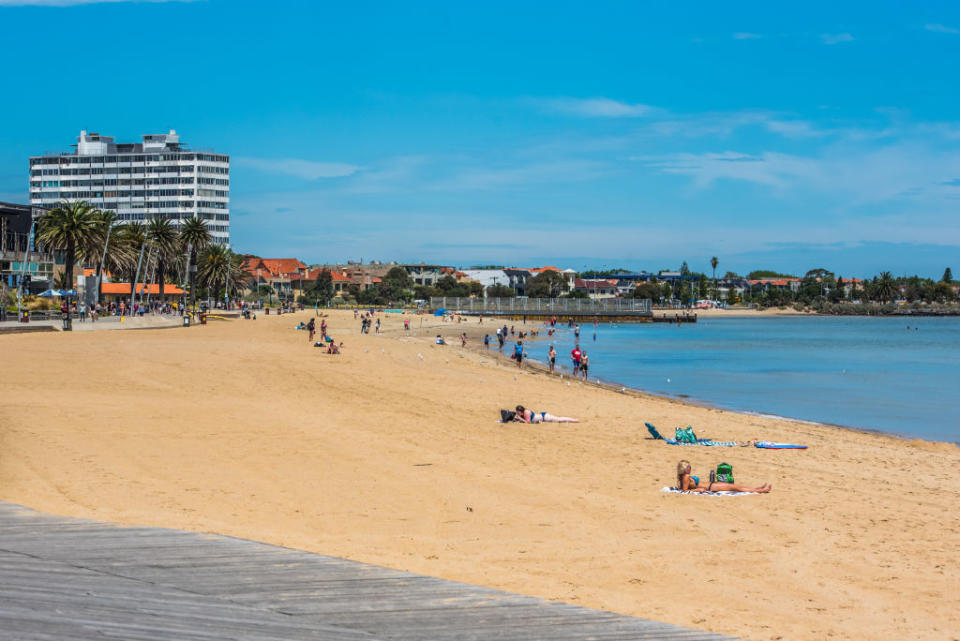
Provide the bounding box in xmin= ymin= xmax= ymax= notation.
xmin=434 ymin=308 xmax=447 ymax=317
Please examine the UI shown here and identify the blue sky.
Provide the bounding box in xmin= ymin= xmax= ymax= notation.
xmin=1 ymin=0 xmax=959 ymax=278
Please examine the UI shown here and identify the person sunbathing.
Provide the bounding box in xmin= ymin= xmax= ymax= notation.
xmin=676 ymin=460 xmax=771 ymax=493
xmin=514 ymin=405 xmax=579 ymax=423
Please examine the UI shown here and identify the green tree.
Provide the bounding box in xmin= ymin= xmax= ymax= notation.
xmin=486 ymin=284 xmax=515 ymax=298
xmin=311 ymin=269 xmax=335 ymax=305
xmin=631 ymin=282 xmax=661 ymax=300
xmin=932 ymin=281 xmax=956 ymax=303
xmin=942 ymin=267 xmax=953 ymax=283
xmin=146 ymin=217 xmax=180 ymax=301
xmin=36 ymin=200 xmax=99 ymax=296
xmin=382 ymin=266 xmax=414 ymax=289
xmin=526 ymin=270 xmax=570 ymax=298
xmin=119 ymin=222 xmax=147 ymax=303
xmin=873 ymin=271 xmax=897 ymax=303
xmin=679 ymin=261 xmax=690 ymax=276
xmin=197 ymin=244 xmax=248 ymax=301
xmin=710 ymin=256 xmax=718 ymax=284
xmin=180 ymin=217 xmax=212 ymax=307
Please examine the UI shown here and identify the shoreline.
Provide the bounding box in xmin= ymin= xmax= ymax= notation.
xmin=449 ymin=316 xmax=957 ymax=446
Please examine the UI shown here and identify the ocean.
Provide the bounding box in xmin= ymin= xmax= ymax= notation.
xmin=539 ymin=316 xmax=960 ymax=443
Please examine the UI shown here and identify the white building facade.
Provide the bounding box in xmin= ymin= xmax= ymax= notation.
xmin=30 ymin=130 xmax=230 ymax=245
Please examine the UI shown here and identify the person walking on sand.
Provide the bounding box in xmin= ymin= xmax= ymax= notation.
xmin=548 ymin=345 xmax=557 ymax=373
xmin=404 ymin=318 xmax=410 ymax=331
xmin=375 ymin=318 xmax=381 ymax=334
xmin=461 ymin=332 xmax=467 ymax=348
xmin=307 ymin=318 xmax=316 ymax=342
xmin=483 ymin=333 xmax=490 ymax=350
xmin=513 ymin=340 xmax=525 ymax=368
xmin=320 ymin=319 xmax=327 ymax=340
xmin=580 ymin=351 xmax=589 ymax=379
xmin=571 ymin=344 xmax=582 ymax=375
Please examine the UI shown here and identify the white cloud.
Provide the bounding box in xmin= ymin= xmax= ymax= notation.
xmin=924 ymin=23 xmax=960 ymax=35
xmin=428 ymin=160 xmax=609 ymax=191
xmin=538 ymin=97 xmax=654 ymax=118
xmin=821 ymin=33 xmax=855 ymax=45
xmin=0 ymin=0 xmax=191 ymax=5
xmin=234 ymin=157 xmax=361 ymax=180
xmin=733 ymin=32 xmax=763 ymax=40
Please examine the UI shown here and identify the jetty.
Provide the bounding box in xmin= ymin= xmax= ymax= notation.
xmin=0 ymin=500 xmax=733 ymax=640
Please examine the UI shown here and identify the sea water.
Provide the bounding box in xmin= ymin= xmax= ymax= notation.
xmin=540 ymin=316 xmax=960 ymax=443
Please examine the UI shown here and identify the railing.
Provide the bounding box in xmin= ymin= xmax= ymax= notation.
xmin=431 ymin=297 xmax=652 ymax=315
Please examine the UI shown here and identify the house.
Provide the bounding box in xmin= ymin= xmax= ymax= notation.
xmin=574 ymin=278 xmax=619 ymax=299
xmin=243 ymin=257 xmax=308 ymax=299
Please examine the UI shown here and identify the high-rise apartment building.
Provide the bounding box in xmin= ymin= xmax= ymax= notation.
xmin=29 ymin=130 xmax=230 ymax=245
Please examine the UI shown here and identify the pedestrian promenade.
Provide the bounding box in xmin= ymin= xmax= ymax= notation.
xmin=0 ymin=501 xmax=735 ymax=640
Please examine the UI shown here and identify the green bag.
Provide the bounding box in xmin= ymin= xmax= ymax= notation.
xmin=715 ymin=462 xmax=734 ymax=483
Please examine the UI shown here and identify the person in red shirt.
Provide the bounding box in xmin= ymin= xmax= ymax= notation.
xmin=571 ymin=344 xmax=582 ymax=375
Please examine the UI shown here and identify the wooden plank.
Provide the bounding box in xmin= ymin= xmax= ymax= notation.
xmin=0 ymin=501 xmax=735 ymax=640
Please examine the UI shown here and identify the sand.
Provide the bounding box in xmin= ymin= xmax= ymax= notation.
xmin=1 ymin=310 xmax=958 ymax=641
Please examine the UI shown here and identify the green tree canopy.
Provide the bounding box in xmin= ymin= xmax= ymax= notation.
xmin=526 ymin=270 xmax=570 ymax=298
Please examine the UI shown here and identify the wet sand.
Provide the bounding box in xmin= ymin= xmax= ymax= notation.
xmin=1 ymin=309 xmax=957 ymax=641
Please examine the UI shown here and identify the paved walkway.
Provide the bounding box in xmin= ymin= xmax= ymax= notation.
xmin=0 ymin=501 xmax=734 ymax=640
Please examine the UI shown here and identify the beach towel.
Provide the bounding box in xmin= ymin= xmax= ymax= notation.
xmin=665 ymin=439 xmax=740 ymax=447
xmin=754 ymin=441 xmax=808 ymax=449
xmin=661 ymin=486 xmax=757 ymax=496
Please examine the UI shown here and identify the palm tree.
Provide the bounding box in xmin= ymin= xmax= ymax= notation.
xmin=197 ymin=244 xmax=249 ymax=302
xmin=146 ymin=217 xmax=180 ymax=301
xmin=36 ymin=200 xmax=99 ymax=297
xmin=119 ymin=222 xmax=147 ymax=305
xmin=180 ymin=217 xmax=211 ymax=307
xmin=710 ymin=256 xmax=719 ymax=299
xmin=82 ymin=209 xmax=119 ymax=304
xmin=875 ymin=271 xmax=897 ymax=303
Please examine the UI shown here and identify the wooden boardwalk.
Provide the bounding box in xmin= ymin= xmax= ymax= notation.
xmin=0 ymin=501 xmax=735 ymax=640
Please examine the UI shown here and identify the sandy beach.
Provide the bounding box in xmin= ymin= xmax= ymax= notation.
xmin=1 ymin=310 xmax=958 ymax=641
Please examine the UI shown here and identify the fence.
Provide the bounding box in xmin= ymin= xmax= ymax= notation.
xmin=430 ymin=297 xmax=652 ymax=315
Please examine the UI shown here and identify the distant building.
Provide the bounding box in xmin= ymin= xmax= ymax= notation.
xmin=574 ymin=278 xmax=619 ymax=299
xmin=30 ymin=130 xmax=230 ymax=245
xmin=0 ymin=201 xmax=53 ymax=293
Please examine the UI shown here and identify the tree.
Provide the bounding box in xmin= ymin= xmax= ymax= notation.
xmin=313 ymin=269 xmax=333 ymax=305
xmin=486 ymin=284 xmax=515 ymax=298
xmin=197 ymin=244 xmax=248 ymax=301
xmin=679 ymin=261 xmax=690 ymax=276
xmin=631 ymin=282 xmax=661 ymax=300
xmin=526 ymin=270 xmax=570 ymax=298
xmin=180 ymin=217 xmax=211 ymax=307
xmin=36 ymin=200 xmax=99 ymax=296
xmin=873 ymin=271 xmax=897 ymax=303
xmin=119 ymin=222 xmax=147 ymax=304
xmin=942 ymin=267 xmax=953 ymax=283
xmin=932 ymin=281 xmax=956 ymax=303
xmin=382 ymin=266 xmax=414 ymax=289
xmin=710 ymin=256 xmax=719 ymax=284
xmin=146 ymin=217 xmax=180 ymax=301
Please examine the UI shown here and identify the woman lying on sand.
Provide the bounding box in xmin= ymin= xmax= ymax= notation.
xmin=677 ymin=460 xmax=771 ymax=493
xmin=514 ymin=405 xmax=579 ymax=423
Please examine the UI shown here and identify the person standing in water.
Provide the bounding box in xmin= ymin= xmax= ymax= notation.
xmin=548 ymin=345 xmax=557 ymax=373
